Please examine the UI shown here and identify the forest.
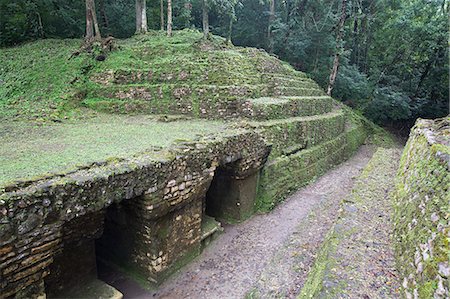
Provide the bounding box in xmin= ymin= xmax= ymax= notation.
xmin=0 ymin=0 xmax=448 ymax=129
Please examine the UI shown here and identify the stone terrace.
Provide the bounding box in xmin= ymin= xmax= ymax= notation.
xmin=0 ymin=31 xmax=372 ymax=298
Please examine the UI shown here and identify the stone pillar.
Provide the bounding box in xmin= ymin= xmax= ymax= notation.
xmin=0 ymin=222 xmax=61 ymax=299
xmin=96 ymin=165 xmax=215 ymax=285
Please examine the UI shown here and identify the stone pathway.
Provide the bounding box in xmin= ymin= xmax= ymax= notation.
xmin=151 ymin=145 xmax=377 ymax=299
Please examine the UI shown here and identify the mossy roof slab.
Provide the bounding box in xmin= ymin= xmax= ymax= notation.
xmin=0 ymin=114 xmax=227 ymax=187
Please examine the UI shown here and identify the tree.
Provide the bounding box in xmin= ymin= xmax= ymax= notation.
xmin=160 ymin=0 xmax=165 ymax=30
xmin=327 ymin=0 xmax=347 ymax=96
xmin=99 ymin=0 xmax=109 ymax=32
xmin=202 ymin=0 xmax=210 ymax=38
xmin=135 ymin=0 xmax=148 ymax=34
xmin=85 ymin=0 xmax=101 ymax=41
xmin=167 ymin=0 xmax=172 ymax=36
xmin=267 ymin=0 xmax=275 ymax=53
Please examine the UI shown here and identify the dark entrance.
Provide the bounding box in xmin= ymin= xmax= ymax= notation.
xmin=44 ymin=211 xmax=123 ymax=298
xmin=205 ymin=164 xmax=259 ymax=223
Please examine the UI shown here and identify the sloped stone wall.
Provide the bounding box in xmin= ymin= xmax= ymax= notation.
xmin=393 ymin=117 xmax=449 ymax=298
xmin=256 ymin=124 xmax=368 ymax=211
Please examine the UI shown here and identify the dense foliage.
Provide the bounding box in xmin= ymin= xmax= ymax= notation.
xmin=0 ymin=0 xmax=448 ymax=126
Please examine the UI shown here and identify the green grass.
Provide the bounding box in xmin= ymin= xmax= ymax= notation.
xmin=0 ymin=29 xmax=378 ymax=189
xmin=0 ymin=114 xmax=226 ymax=186
xmin=0 ymin=39 xmax=87 ymax=120
xmin=0 ymin=29 xmax=316 ymax=121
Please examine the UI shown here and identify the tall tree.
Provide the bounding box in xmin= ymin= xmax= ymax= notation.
xmin=267 ymin=0 xmax=275 ymax=53
xmin=135 ymin=0 xmax=148 ymax=34
xmin=99 ymin=0 xmax=109 ymax=32
xmin=202 ymin=0 xmax=209 ymax=38
xmin=167 ymin=0 xmax=173 ymax=36
xmin=327 ymin=0 xmax=347 ymax=96
xmin=85 ymin=0 xmax=101 ymax=41
xmin=160 ymin=0 xmax=165 ymax=30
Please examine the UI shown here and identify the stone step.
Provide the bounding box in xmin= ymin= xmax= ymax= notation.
xmin=201 ymin=215 xmax=223 ymax=241
xmin=59 ymin=279 xmax=123 ymax=299
xmin=272 ymin=86 xmax=326 ymax=97
xmin=241 ymin=96 xmax=334 ymax=120
xmin=266 ymin=75 xmax=317 ymax=85
xmin=247 ymin=110 xmax=346 ymax=158
xmin=299 ymin=148 xmax=402 ymax=298
xmin=200 ymin=215 xmax=223 ymax=249
xmin=91 ymin=68 xmax=263 ymax=86
xmin=262 ymin=72 xmax=309 ymax=80
xmin=90 ymin=83 xmax=268 ymax=104
xmin=272 ymin=80 xmax=319 ymax=90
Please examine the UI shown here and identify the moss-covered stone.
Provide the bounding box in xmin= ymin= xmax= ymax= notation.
xmin=256 ymin=124 xmax=368 ymax=212
xmin=299 ymin=147 xmax=402 ymax=298
xmin=392 ymin=117 xmax=449 ymax=299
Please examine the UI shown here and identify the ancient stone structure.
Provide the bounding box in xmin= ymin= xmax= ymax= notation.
xmin=393 ymin=117 xmax=449 ymax=298
xmin=0 ymin=132 xmax=271 ymax=298
xmin=0 ymin=33 xmax=373 ymax=298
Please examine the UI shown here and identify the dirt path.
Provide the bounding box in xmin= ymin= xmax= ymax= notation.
xmin=141 ymin=145 xmax=375 ymax=299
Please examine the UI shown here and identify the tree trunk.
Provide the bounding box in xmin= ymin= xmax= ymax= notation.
xmin=414 ymin=45 xmax=442 ymax=98
xmin=350 ymin=0 xmax=358 ymax=65
xmin=85 ymin=0 xmax=101 ymax=42
xmin=86 ymin=0 xmax=94 ymax=41
xmin=135 ymin=0 xmax=148 ymax=34
xmin=226 ymin=15 xmax=233 ymax=44
xmin=135 ymin=0 xmax=142 ymax=33
xmin=141 ymin=0 xmax=148 ymax=33
xmin=92 ymin=0 xmax=101 ymax=40
xmin=202 ymin=0 xmax=209 ymax=38
xmin=99 ymin=0 xmax=109 ymax=31
xmin=160 ymin=0 xmax=165 ymax=31
xmin=167 ymin=0 xmax=173 ymax=36
xmin=327 ymin=0 xmax=347 ymax=96
xmin=36 ymin=12 xmax=44 ymax=38
xmin=268 ymin=0 xmax=275 ymax=53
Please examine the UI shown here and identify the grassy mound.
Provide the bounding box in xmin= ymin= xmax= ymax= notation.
xmin=0 ymin=30 xmax=324 ymax=121
xmin=0 ymin=39 xmax=86 ymax=121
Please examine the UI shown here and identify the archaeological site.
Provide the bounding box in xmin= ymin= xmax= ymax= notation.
xmin=0 ymin=16 xmax=448 ymax=299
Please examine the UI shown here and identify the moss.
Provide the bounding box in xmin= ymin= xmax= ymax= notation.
xmin=0 ymin=39 xmax=91 ymax=121
xmin=1 ymin=30 xmax=329 ymax=122
xmin=298 ymin=229 xmax=341 ymax=298
xmin=156 ymin=245 xmax=201 ymax=284
xmin=248 ymin=111 xmax=346 ymax=159
xmin=418 ymin=281 xmax=437 ymax=298
xmin=392 ymin=118 xmax=449 ymax=297
xmin=256 ymin=125 xmax=367 ymax=212
xmin=300 ymin=148 xmax=401 ymax=298
xmin=0 ymin=115 xmax=226 ymax=187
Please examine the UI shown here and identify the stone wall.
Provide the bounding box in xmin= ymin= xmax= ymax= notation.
xmin=256 ymin=124 xmax=368 ymax=211
xmin=0 ymin=131 xmax=270 ymax=298
xmin=393 ymin=117 xmax=449 ymax=298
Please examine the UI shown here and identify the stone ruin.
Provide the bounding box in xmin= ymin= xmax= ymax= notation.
xmin=0 ymin=33 xmax=372 ymax=298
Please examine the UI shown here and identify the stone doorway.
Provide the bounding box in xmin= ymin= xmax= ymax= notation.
xmin=44 ymin=211 xmax=122 ymax=298
xmin=204 ymin=163 xmax=259 ymax=223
